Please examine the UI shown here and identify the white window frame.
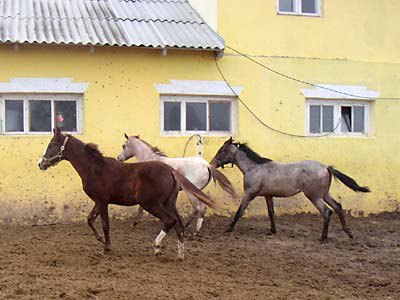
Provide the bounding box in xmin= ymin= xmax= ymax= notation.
xmin=277 ymin=0 xmax=322 ymax=16
xmin=0 ymin=94 xmax=83 ymax=135
xmin=305 ymin=99 xmax=370 ymax=137
xmin=160 ymin=95 xmax=237 ymax=137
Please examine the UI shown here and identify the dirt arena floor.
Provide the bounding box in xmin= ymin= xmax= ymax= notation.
xmin=0 ymin=212 xmax=399 ymax=300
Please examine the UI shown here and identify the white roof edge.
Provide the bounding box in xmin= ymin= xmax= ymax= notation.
xmin=155 ymin=80 xmax=242 ymax=96
xmin=0 ymin=78 xmax=89 ymax=93
xmin=301 ymin=84 xmax=379 ymax=100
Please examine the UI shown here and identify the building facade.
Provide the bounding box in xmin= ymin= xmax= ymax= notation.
xmin=0 ymin=0 xmax=399 ymax=224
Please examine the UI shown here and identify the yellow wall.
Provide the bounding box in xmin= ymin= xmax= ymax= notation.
xmin=1 ymin=0 xmax=400 ymax=224
xmin=219 ymin=0 xmax=400 ymax=63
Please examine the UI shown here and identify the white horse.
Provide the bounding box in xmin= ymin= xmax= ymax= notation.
xmin=117 ymin=134 xmax=236 ymax=232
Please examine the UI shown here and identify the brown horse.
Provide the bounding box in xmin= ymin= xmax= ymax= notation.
xmin=38 ymin=127 xmax=216 ymax=260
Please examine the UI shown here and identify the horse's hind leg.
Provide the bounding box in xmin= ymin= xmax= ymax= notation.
xmin=132 ymin=206 xmax=144 ymax=227
xmin=184 ymin=195 xmax=198 ymax=230
xmin=195 ymin=202 xmax=207 ymax=233
xmin=265 ymin=196 xmax=277 ymax=234
xmin=184 ymin=209 xmax=196 ymax=230
xmin=323 ymin=193 xmax=353 ymax=239
xmin=308 ymin=197 xmax=333 ymax=242
xmin=87 ymin=204 xmax=104 ymax=244
xmin=173 ymin=211 xmax=185 ymax=260
xmin=163 ymin=192 xmax=185 ymax=260
xmin=143 ymin=204 xmax=177 ymax=256
xmin=185 ymin=195 xmax=207 ymax=233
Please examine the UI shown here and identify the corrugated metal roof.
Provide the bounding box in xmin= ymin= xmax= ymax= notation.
xmin=0 ymin=0 xmax=225 ymax=50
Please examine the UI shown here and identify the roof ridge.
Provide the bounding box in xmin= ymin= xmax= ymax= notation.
xmin=0 ymin=15 xmax=202 ymax=24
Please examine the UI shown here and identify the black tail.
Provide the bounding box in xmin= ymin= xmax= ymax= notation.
xmin=328 ymin=166 xmax=370 ymax=193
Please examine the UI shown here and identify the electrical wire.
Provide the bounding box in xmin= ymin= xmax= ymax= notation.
xmin=214 ymin=56 xmax=340 ymax=138
xmin=225 ymin=45 xmax=400 ymax=101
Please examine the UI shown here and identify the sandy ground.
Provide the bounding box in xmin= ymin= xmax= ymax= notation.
xmin=0 ymin=212 xmax=399 ymax=300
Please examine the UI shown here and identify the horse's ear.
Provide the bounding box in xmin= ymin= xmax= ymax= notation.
xmin=54 ymin=126 xmax=61 ymax=136
xmin=124 ymin=133 xmax=129 ymax=140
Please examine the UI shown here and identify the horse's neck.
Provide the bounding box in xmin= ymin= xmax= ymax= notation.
xmin=134 ymin=140 xmax=161 ymax=161
xmin=64 ymin=138 xmax=94 ymax=179
xmin=234 ymin=150 xmax=258 ymax=174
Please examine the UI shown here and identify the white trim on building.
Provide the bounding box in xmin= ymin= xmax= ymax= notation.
xmin=156 ymin=80 xmax=242 ymax=137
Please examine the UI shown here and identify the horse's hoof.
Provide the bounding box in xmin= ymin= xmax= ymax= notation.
xmin=154 ymin=246 xmax=161 ymax=256
xmin=225 ymin=227 xmax=233 ymax=233
xmin=320 ymin=238 xmax=329 ymax=244
xmin=104 ymin=245 xmax=111 ymax=252
xmin=177 ymin=255 xmax=184 ymax=261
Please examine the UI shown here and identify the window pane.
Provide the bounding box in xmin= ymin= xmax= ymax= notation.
xmin=279 ymin=0 xmax=295 ymax=12
xmin=186 ymin=102 xmax=206 ymax=131
xmin=302 ymin=0 xmax=317 ymax=13
xmin=5 ymin=100 xmax=24 ymax=132
xmin=341 ymin=106 xmax=352 ymax=132
xmin=210 ymin=102 xmax=231 ymax=131
xmin=55 ymin=101 xmax=77 ymax=132
xmin=354 ymin=106 xmax=365 ymax=133
xmin=29 ymin=100 xmax=51 ymax=132
xmin=164 ymin=102 xmax=181 ymax=131
xmin=322 ymin=106 xmax=334 ymax=132
xmin=310 ymin=105 xmax=321 ymax=133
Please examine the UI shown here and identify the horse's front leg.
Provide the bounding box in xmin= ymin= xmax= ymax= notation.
xmin=87 ymin=204 xmax=105 ymax=244
xmin=227 ymin=193 xmax=255 ymax=232
xmin=98 ymin=203 xmax=111 ymax=251
xmin=265 ymin=196 xmax=277 ymax=234
xmin=132 ymin=206 xmax=144 ymax=227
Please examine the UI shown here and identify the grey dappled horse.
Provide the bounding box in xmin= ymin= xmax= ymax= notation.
xmin=210 ymin=137 xmax=370 ymax=241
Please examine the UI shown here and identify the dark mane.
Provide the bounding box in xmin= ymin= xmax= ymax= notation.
xmin=137 ymin=138 xmax=168 ymax=157
xmin=236 ymin=142 xmax=272 ymax=164
xmin=84 ymin=143 xmax=106 ymax=167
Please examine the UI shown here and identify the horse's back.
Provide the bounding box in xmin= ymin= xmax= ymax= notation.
xmin=254 ymin=160 xmax=330 ymax=197
xmin=267 ymin=160 xmax=326 ymax=173
xmin=127 ymin=160 xmax=174 ymax=178
xmin=160 ymin=156 xmax=210 ymax=188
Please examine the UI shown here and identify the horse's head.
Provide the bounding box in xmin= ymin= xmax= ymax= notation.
xmin=210 ymin=137 xmax=239 ymax=169
xmin=38 ymin=127 xmax=69 ymax=171
xmin=117 ymin=133 xmax=139 ymax=162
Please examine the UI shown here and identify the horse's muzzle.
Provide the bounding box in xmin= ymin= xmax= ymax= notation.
xmin=38 ymin=161 xmax=49 ymax=171
xmin=117 ymin=154 xmax=126 ymax=162
xmin=38 ymin=157 xmax=53 ymax=171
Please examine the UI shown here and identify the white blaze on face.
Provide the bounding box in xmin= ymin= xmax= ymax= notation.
xmin=37 ymin=147 xmax=48 ymax=165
